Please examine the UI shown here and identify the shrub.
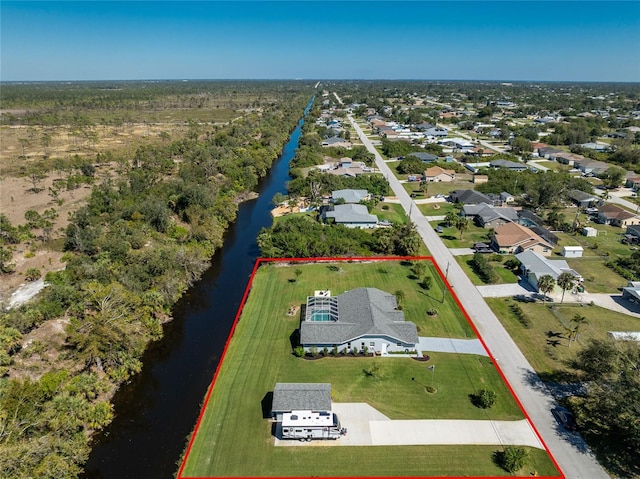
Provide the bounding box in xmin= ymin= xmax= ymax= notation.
xmin=495 ymin=446 xmax=528 ymax=472
xmin=472 ymin=388 xmax=497 ymax=408
xmin=322 ymin=346 xmax=329 ymax=356
xmin=421 ymin=275 xmax=433 ymax=290
xmin=25 ymin=268 xmax=41 ymax=281
xmin=332 ymin=346 xmax=338 ymax=356
xmin=309 ymin=346 xmax=318 ymax=357
xmin=294 ymin=346 xmax=305 ymax=357
xmin=362 ymin=345 xmax=368 ymax=355
xmin=352 ymin=346 xmax=358 ymax=355
xmin=427 ymin=308 xmax=438 ymax=316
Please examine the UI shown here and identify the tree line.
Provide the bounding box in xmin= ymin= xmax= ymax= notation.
xmin=0 ymin=87 xmax=310 ymax=478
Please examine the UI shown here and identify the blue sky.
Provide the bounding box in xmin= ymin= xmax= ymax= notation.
xmin=2 ymin=1 xmax=639 ymax=82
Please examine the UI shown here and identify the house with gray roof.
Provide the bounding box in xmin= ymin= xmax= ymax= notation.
xmin=323 ymin=204 xmax=378 ymax=228
xmin=566 ymin=189 xmax=599 ymax=208
xmin=300 ymin=288 xmax=418 ymax=354
xmin=489 ymin=159 xmax=527 ymax=172
xmin=462 ymin=203 xmax=519 ymax=229
xmin=271 ymin=383 xmax=332 ymax=421
xmin=450 ymin=189 xmax=500 ymax=206
xmin=408 ymin=151 xmax=439 ymax=162
xmin=515 ymin=250 xmax=582 ymax=292
xmin=332 ymin=189 xmax=369 ymax=204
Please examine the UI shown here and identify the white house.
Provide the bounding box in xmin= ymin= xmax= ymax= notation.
xmin=561 ymin=246 xmax=584 ymax=258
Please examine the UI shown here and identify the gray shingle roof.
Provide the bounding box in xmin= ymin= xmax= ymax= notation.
xmin=326 ymin=204 xmax=378 ymax=224
xmin=332 ymin=189 xmax=368 ymax=204
xmin=271 ymin=383 xmax=332 ymax=413
xmin=300 ymin=288 xmax=418 ymax=346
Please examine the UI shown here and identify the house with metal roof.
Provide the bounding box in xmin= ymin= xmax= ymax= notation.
xmin=271 ymin=383 xmax=332 ymax=421
xmin=299 ymin=288 xmax=418 ymax=355
xmin=322 ymin=204 xmax=378 ymax=229
xmin=408 ymin=151 xmax=439 ymax=162
xmin=515 ymin=250 xmax=583 ymax=292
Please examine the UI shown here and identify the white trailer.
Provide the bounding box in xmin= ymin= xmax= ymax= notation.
xmin=281 ymin=410 xmax=346 ymax=441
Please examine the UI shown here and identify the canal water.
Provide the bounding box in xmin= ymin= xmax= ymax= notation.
xmin=83 ymin=98 xmax=312 ymax=479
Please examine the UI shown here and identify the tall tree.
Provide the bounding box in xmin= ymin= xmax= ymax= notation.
xmin=537 ymin=274 xmax=556 ymax=304
xmin=454 ymin=216 xmax=469 ymax=240
xmin=557 ymin=272 xmax=576 ymax=303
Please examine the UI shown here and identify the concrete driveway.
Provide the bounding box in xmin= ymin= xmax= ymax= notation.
xmin=418 ymin=337 xmax=488 ymax=356
xmin=276 ymin=403 xmax=543 ymax=449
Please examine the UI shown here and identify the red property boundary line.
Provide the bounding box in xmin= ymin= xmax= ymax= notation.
xmin=177 ymin=256 xmax=565 ymax=479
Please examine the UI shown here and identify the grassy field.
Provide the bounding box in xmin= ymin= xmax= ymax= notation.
xmin=456 ymin=255 xmax=520 ymax=286
xmin=418 ymin=201 xmax=457 ymax=217
xmin=433 ymin=221 xmax=493 ymax=249
xmin=371 ymin=201 xmax=408 ymax=224
xmin=486 ymin=298 xmax=640 ymax=379
xmin=181 ymin=261 xmax=557 ymax=477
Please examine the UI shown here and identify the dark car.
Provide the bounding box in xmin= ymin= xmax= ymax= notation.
xmin=552 ymin=407 xmax=578 ymax=432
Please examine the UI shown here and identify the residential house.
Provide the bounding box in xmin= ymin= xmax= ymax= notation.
xmin=515 ymin=250 xmax=583 ymax=292
xmin=414 ymin=122 xmax=435 ymax=131
xmin=580 ymin=142 xmax=611 ymax=152
xmin=622 ymin=281 xmax=640 ymax=303
xmin=462 ymin=203 xmax=519 ymax=229
xmin=322 ymin=204 xmax=378 ymax=228
xmin=537 ymin=146 xmax=565 ymax=159
xmin=423 ymin=166 xmax=456 ymax=183
xmin=597 ymin=204 xmax=640 ymax=227
xmin=573 ymin=158 xmax=610 ymax=176
xmin=439 ymin=138 xmax=475 ymax=150
xmin=423 ymin=127 xmax=448 ymax=137
xmin=331 ymin=189 xmax=369 ymax=204
xmin=408 ymin=152 xmax=439 ymax=163
xmin=566 ymin=189 xmax=600 ymax=208
xmin=489 ymin=159 xmax=527 ymax=172
xmin=450 ymin=189 xmax=493 ymax=205
xmin=299 ymin=288 xmax=419 ymax=354
xmin=491 ymin=222 xmax=553 ymax=256
xmin=270 ymin=383 xmax=332 ymax=421
xmin=626 ymin=177 xmax=640 ymax=190
xmin=321 ymin=136 xmax=352 ymax=148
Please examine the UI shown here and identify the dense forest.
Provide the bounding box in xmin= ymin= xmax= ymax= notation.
xmin=0 ymin=82 xmax=311 ymax=478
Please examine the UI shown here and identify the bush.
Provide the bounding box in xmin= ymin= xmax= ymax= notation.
xmin=495 ymin=446 xmax=528 ymax=472
xmin=427 ymin=308 xmax=438 ymax=316
xmin=471 ymin=388 xmax=497 ymax=408
xmin=332 ymin=346 xmax=338 ymax=356
xmin=294 ymin=346 xmax=305 ymax=357
xmin=322 ymin=346 xmax=329 ymax=356
xmin=352 ymin=347 xmax=358 ymax=355
xmin=25 ymin=268 xmax=42 ymax=281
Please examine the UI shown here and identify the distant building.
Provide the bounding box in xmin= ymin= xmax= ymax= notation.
xmin=423 ymin=166 xmax=456 ymax=183
xmin=597 ymin=204 xmax=640 ymax=227
xmin=332 ymin=189 xmax=369 ymax=204
xmin=489 ymin=159 xmax=527 ymax=172
xmin=561 ymin=246 xmax=584 ymax=258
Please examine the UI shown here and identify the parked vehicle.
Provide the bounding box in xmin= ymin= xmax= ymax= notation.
xmin=552 ymin=407 xmax=578 ymax=432
xmin=281 ymin=411 xmax=347 ymax=441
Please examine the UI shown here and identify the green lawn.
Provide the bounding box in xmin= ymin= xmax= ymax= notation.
xmin=456 ymin=255 xmax=520 ymax=286
xmin=533 ymin=160 xmax=572 ymax=172
xmin=486 ymin=298 xmax=640 ymax=379
xmin=418 ymin=201 xmax=457 ymax=217
xmin=182 ymin=261 xmax=557 ymax=477
xmin=372 ymin=201 xmax=408 ymax=224
xmin=433 ymin=222 xmax=493 ymax=249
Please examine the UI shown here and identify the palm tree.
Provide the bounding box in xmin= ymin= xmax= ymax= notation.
xmin=537 ymin=274 xmax=556 ymax=304
xmin=455 ymin=216 xmax=469 ymax=240
xmin=557 ymin=272 xmax=576 ymax=304
xmin=444 ymin=211 xmax=458 ymax=228
xmin=569 ymin=314 xmax=588 ymax=346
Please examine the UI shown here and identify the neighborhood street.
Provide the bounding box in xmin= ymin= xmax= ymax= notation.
xmin=345 ymin=109 xmax=609 ymax=479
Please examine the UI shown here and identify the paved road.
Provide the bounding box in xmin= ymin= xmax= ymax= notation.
xmin=346 ymin=112 xmax=609 ymax=479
